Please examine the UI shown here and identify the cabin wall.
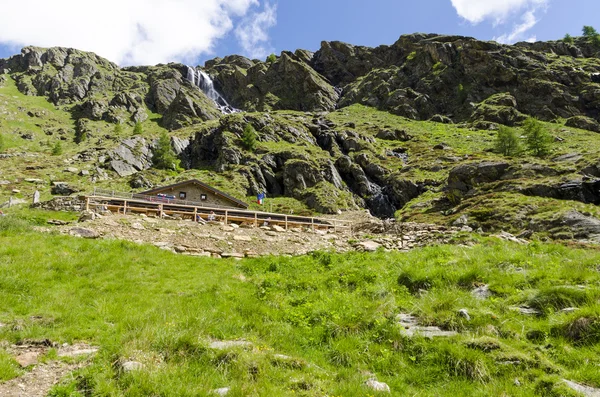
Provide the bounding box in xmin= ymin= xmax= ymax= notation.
xmin=154 ymin=184 xmax=242 ymax=208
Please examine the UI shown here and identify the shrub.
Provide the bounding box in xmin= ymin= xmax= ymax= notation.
xmin=494 ymin=126 xmax=521 ymax=156
xmin=152 ymin=132 xmax=180 ymax=171
xmin=133 ymin=122 xmax=143 ymax=135
xmin=242 ymin=123 xmax=257 ymax=152
xmin=113 ymin=123 xmax=123 ymax=134
xmin=563 ymin=33 xmax=574 ymax=44
xmin=266 ymin=53 xmax=277 ymax=64
xmin=51 ymin=141 xmax=63 ymax=156
xmin=523 ymin=118 xmax=552 ymax=157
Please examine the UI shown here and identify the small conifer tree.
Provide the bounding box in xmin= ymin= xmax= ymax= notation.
xmin=563 ymin=33 xmax=574 ymax=44
xmin=495 ymin=126 xmax=521 ymax=157
xmin=242 ymin=123 xmax=257 ymax=152
xmin=153 ymin=132 xmax=180 ymax=171
xmin=524 ymin=118 xmax=552 ymax=157
xmin=51 ymin=141 xmax=63 ymax=156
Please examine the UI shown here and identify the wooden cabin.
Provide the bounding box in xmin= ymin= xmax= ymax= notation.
xmin=141 ymin=179 xmax=248 ymax=209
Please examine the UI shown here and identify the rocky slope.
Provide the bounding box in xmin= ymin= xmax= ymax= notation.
xmin=2 ymin=33 xmax=600 ymax=243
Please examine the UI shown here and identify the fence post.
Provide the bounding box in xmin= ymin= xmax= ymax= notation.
xmin=194 ymin=207 xmax=198 ymax=222
xmin=285 ymin=215 xmax=288 ymax=230
xmin=224 ymin=210 xmax=228 ymax=224
xmin=123 ymin=200 xmax=127 ymax=215
xmin=255 ymin=212 xmax=258 ymax=227
xmin=159 ymin=204 xmax=163 ymax=218
xmin=85 ymin=197 xmax=90 ymax=211
xmin=311 ymin=217 xmax=315 ymax=231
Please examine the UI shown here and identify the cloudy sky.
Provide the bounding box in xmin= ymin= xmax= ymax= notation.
xmin=0 ymin=0 xmax=596 ymax=66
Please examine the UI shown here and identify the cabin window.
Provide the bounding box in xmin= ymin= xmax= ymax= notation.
xmin=201 ymin=194 xmax=207 ymax=201
xmin=179 ymin=192 xmax=186 ymax=199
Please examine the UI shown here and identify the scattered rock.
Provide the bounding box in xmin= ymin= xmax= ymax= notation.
xmin=51 ymin=182 xmax=77 ymax=196
xmin=130 ymin=222 xmax=145 ymax=230
xmin=69 ymin=227 xmax=100 ymax=239
xmin=397 ymin=314 xmax=458 ymax=338
xmin=458 ymin=309 xmax=471 ymax=321
xmin=471 ymin=285 xmax=491 ymax=300
xmin=78 ymin=210 xmax=95 ymax=222
xmin=15 ymin=352 xmax=40 ymax=367
xmin=493 ymin=231 xmax=528 ymax=244
xmin=208 ymin=340 xmax=253 ymax=350
xmin=57 ymin=344 xmax=98 ymax=358
xmin=510 ymin=306 xmax=542 ymax=316
xmin=121 ymin=361 xmax=144 ymax=372
xmin=212 ymin=387 xmax=231 ymax=396
xmin=566 ymin=116 xmax=600 ymax=133
xmin=562 ymin=380 xmax=600 ymax=397
xmin=358 ymin=240 xmax=381 ymax=252
xmin=271 ymin=225 xmax=286 ymax=233
xmin=221 ymin=252 xmax=245 ymax=259
xmin=24 ymin=178 xmax=43 ymax=183
xmin=365 ymin=379 xmax=391 ymax=393
xmin=233 ymin=235 xmax=252 ymax=242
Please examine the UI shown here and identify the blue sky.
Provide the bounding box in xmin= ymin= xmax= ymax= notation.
xmin=0 ymin=0 xmax=597 ymax=66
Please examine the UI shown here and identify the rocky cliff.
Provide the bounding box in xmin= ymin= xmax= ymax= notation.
xmin=2 ymin=33 xmax=600 ymax=242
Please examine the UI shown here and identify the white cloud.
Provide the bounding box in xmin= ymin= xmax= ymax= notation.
xmin=235 ymin=2 xmax=277 ymax=60
xmin=450 ymin=0 xmax=548 ymax=44
xmin=494 ymin=10 xmax=539 ymax=43
xmin=0 ymin=0 xmax=272 ymax=66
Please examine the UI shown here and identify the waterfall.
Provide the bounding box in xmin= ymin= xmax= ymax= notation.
xmin=185 ymin=66 xmax=238 ymax=114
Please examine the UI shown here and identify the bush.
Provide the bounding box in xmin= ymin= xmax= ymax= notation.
xmin=133 ymin=122 xmax=143 ymax=135
xmin=152 ymin=132 xmax=180 ymax=171
xmin=242 ymin=123 xmax=257 ymax=152
xmin=495 ymin=126 xmax=521 ymax=156
xmin=523 ymin=118 xmax=552 ymax=157
xmin=114 ymin=123 xmax=123 ymax=134
xmin=51 ymin=141 xmax=63 ymax=156
xmin=563 ymin=33 xmax=574 ymax=44
xmin=266 ymin=53 xmax=277 ymax=64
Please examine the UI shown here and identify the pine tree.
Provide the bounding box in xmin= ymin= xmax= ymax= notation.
xmin=583 ymin=25 xmax=598 ymax=37
xmin=563 ymin=33 xmax=574 ymax=44
xmin=153 ymin=132 xmax=180 ymax=171
xmin=51 ymin=141 xmax=63 ymax=156
xmin=266 ymin=53 xmax=277 ymax=64
xmin=242 ymin=123 xmax=257 ymax=152
xmin=524 ymin=118 xmax=552 ymax=157
xmin=495 ymin=126 xmax=521 ymax=157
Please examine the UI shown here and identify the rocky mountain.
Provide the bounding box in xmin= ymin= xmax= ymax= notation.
xmin=2 ymin=32 xmax=600 ymax=242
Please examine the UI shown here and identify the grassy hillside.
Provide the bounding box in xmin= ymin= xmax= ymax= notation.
xmin=1 ymin=214 xmax=599 ymax=395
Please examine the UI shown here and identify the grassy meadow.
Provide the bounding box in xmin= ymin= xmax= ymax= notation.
xmin=0 ymin=213 xmax=599 ymax=396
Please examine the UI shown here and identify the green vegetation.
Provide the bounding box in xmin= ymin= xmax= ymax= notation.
xmin=407 ymin=51 xmax=417 ymax=60
xmin=523 ymin=118 xmax=552 ymax=157
xmin=563 ymin=33 xmax=574 ymax=44
xmin=242 ymin=123 xmax=258 ymax=152
xmin=133 ymin=121 xmax=143 ymax=135
xmin=0 ymin=133 xmax=4 ymax=152
xmin=114 ymin=122 xmax=123 ymax=134
xmin=0 ymin=214 xmax=600 ymax=395
xmin=495 ymin=126 xmax=521 ymax=156
xmin=152 ymin=132 xmax=180 ymax=171
xmin=51 ymin=140 xmax=63 ymax=156
xmin=582 ymin=25 xmax=600 ymax=46
xmin=266 ymin=53 xmax=277 ymax=64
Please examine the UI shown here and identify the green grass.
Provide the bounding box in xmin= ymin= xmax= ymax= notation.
xmin=0 ymin=214 xmax=600 ymax=395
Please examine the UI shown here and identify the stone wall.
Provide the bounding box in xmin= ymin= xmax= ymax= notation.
xmin=33 ymin=196 xmax=86 ymax=212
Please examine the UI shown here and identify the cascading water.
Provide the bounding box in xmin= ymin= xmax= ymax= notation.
xmin=186 ymin=66 xmax=238 ymax=114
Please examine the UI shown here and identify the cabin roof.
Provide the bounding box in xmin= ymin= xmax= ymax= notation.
xmin=141 ymin=179 xmax=248 ymax=208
